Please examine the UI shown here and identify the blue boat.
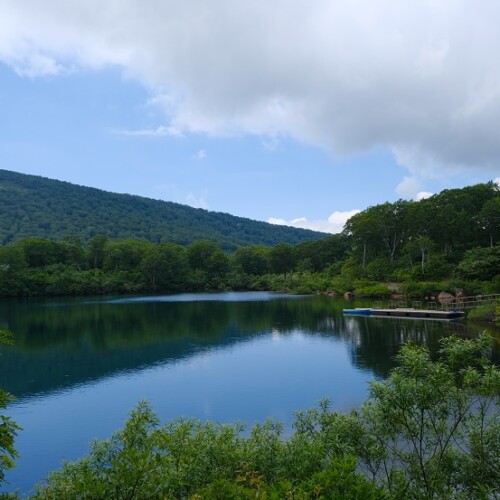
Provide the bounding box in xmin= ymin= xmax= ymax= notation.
xmin=342 ymin=308 xmax=373 ymax=316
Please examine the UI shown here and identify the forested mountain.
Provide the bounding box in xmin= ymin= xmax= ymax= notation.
xmin=0 ymin=169 xmax=324 ymax=250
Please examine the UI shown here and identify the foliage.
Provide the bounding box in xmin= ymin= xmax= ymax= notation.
xmin=0 ymin=330 xmax=20 ymax=486
xmin=400 ymin=281 xmax=449 ymax=299
xmin=140 ymin=244 xmax=189 ymax=292
xmin=33 ymin=402 xmax=383 ymax=499
xmin=30 ymin=334 xmax=499 ymax=499
xmin=353 ymin=333 xmax=500 ymax=498
xmin=467 ymin=303 xmax=499 ymax=323
xmin=352 ymin=281 xmax=391 ymax=298
xmin=0 ymin=169 xmax=323 ymax=250
xmin=455 ymin=245 xmax=500 ymax=281
xmin=0 ymin=180 xmax=498 ymax=298
xmin=343 ymin=181 xmax=499 ymax=282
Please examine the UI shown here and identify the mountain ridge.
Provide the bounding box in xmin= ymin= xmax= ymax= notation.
xmin=0 ymin=169 xmax=326 ymax=250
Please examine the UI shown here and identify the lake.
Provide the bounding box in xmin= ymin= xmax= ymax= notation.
xmin=0 ymin=292 xmax=496 ymax=495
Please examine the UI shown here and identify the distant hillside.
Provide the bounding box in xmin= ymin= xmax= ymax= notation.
xmin=0 ymin=169 xmax=325 ymax=250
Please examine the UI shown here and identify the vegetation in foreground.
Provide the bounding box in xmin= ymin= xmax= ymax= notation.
xmin=0 ymin=330 xmax=19 ymax=488
xmin=16 ymin=333 xmax=496 ymax=499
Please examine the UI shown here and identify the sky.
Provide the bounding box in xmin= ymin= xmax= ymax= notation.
xmin=0 ymin=1 xmax=499 ymax=234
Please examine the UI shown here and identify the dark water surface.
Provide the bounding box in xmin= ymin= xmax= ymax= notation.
xmin=0 ymin=292 xmax=496 ymax=495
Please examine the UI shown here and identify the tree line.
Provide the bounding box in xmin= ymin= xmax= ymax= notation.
xmin=344 ymin=182 xmax=499 ymax=280
xmin=0 ymin=181 xmax=498 ymax=298
xmin=0 ymin=234 xmax=350 ymax=297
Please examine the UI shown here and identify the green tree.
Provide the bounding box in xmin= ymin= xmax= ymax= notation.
xmin=403 ymin=236 xmax=435 ymax=275
xmin=141 ymin=244 xmax=189 ymax=292
xmin=344 ymin=210 xmax=377 ymax=270
xmin=60 ymin=234 xmax=85 ymax=269
xmin=0 ymin=329 xmax=20 ymax=486
xmin=354 ymin=333 xmax=499 ymax=498
xmin=269 ymin=243 xmax=295 ymax=278
xmin=233 ymin=245 xmax=270 ymax=275
xmin=20 ymin=237 xmax=65 ymax=267
xmin=187 ymin=240 xmax=229 ymax=287
xmin=0 ymin=245 xmax=27 ymax=295
xmin=103 ymin=240 xmax=151 ymax=272
xmin=30 ymin=334 xmax=498 ymax=499
xmin=479 ymin=196 xmax=500 ymax=247
xmin=455 ymin=245 xmax=500 ymax=281
xmin=86 ymin=235 xmax=108 ymax=269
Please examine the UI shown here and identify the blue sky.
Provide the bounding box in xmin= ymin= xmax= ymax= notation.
xmin=1 ymin=1 xmax=499 ymax=233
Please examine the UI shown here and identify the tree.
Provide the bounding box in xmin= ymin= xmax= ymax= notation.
xmin=0 ymin=329 xmax=20 ymax=486
xmin=403 ymin=236 xmax=435 ymax=275
xmin=187 ymin=240 xmax=229 ymax=286
xmin=0 ymin=245 xmax=27 ymax=295
xmin=479 ymin=197 xmax=500 ymax=247
xmin=60 ymin=234 xmax=85 ymax=269
xmin=19 ymin=237 xmax=65 ymax=267
xmin=32 ymin=335 xmax=498 ymax=499
xmin=456 ymin=245 xmax=500 ymax=281
xmin=344 ymin=211 xmax=377 ymax=270
xmin=269 ymin=243 xmax=295 ymax=278
xmin=86 ymin=235 xmax=108 ymax=269
xmin=353 ymin=333 xmax=499 ymax=498
xmin=233 ymin=246 xmax=270 ymax=275
xmin=103 ymin=240 xmax=151 ymax=272
xmin=141 ymin=244 xmax=189 ymax=292
xmin=295 ymin=234 xmax=350 ymax=272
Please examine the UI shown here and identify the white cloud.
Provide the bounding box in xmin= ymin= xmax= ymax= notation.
xmin=192 ymin=149 xmax=207 ymax=160
xmin=415 ymin=191 xmax=433 ymax=201
xmin=186 ymin=193 xmax=208 ymax=210
xmin=267 ymin=217 xmax=287 ymax=226
xmin=2 ymin=1 xmax=500 ymax=177
xmin=396 ymin=176 xmax=421 ymax=198
xmin=268 ymin=209 xmax=360 ymax=234
xmin=112 ymin=125 xmax=182 ymax=137
xmin=495 ymin=177 xmax=500 ymax=187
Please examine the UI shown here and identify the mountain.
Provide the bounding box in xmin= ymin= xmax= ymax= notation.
xmin=0 ymin=169 xmax=325 ymax=250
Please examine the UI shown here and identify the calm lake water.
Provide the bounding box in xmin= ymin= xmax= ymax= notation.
xmin=0 ymin=292 xmax=497 ymax=495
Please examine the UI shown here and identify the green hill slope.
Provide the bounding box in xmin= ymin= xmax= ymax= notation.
xmin=0 ymin=169 xmax=325 ymax=250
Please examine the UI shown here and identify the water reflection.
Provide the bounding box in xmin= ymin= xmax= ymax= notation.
xmin=0 ymin=294 xmax=497 ymax=400
xmin=0 ymin=293 xmax=498 ymax=495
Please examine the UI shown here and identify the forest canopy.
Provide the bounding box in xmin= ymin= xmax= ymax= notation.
xmin=0 ymin=179 xmax=498 ymax=298
xmin=0 ymin=169 xmax=324 ymax=250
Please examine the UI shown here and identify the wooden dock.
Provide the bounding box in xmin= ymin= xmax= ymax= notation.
xmin=371 ymin=308 xmax=464 ymax=320
xmin=343 ymin=294 xmax=499 ymax=320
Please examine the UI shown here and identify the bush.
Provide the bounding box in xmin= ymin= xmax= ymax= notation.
xmin=400 ymin=281 xmax=447 ymax=299
xmin=32 ymin=335 xmax=499 ymax=500
xmin=467 ymin=303 xmax=497 ymax=323
xmin=365 ymin=257 xmax=392 ymax=281
xmin=0 ymin=330 xmax=20 ymax=486
xmin=353 ymin=281 xmax=391 ymax=298
xmin=483 ymin=275 xmax=500 ymax=294
xmin=456 ymin=245 xmax=500 ymax=281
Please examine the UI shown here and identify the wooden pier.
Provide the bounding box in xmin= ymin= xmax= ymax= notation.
xmin=370 ymin=308 xmax=464 ymax=320
xmin=343 ymin=293 xmax=500 ymax=320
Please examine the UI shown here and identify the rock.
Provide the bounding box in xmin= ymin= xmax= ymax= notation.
xmin=344 ymin=291 xmax=354 ymax=300
xmin=438 ymin=291 xmax=455 ymax=304
xmin=390 ymin=293 xmax=405 ymax=300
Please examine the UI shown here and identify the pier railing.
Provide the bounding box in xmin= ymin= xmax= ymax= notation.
xmin=375 ymin=293 xmax=500 ymax=312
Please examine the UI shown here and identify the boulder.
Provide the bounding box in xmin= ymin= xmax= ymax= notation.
xmin=438 ymin=291 xmax=455 ymax=304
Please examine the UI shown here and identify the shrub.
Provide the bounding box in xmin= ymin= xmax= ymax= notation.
xmin=353 ymin=281 xmax=391 ymax=298
xmin=32 ymin=335 xmax=499 ymax=500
